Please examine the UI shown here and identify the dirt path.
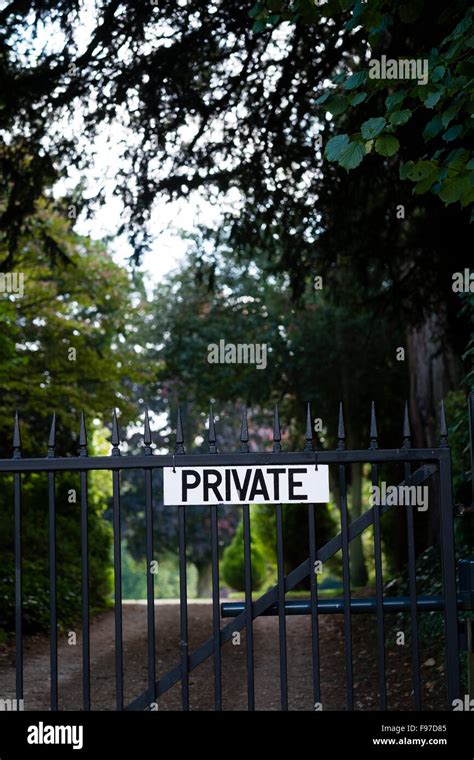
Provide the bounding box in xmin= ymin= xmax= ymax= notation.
xmin=0 ymin=601 xmax=447 ymax=711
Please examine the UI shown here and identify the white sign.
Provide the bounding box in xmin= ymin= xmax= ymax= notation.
xmin=163 ymin=465 xmax=329 ymax=506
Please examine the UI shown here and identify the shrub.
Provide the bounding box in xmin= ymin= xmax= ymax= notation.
xmin=0 ymin=469 xmax=112 ymax=634
xmin=222 ymin=518 xmax=267 ymax=591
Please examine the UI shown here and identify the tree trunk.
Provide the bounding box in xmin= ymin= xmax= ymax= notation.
xmin=196 ymin=561 xmax=213 ymax=598
xmin=350 ymin=462 xmax=368 ymax=587
xmin=407 ymin=308 xmax=462 ymax=448
xmin=406 ymin=307 xmax=463 ymax=548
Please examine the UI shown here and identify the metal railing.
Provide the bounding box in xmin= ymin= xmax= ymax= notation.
xmin=0 ymin=395 xmax=471 ymax=711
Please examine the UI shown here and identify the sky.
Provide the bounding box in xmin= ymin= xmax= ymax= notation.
xmin=20 ymin=0 xmax=223 ymax=292
xmin=18 ymin=1 xmax=302 ymax=294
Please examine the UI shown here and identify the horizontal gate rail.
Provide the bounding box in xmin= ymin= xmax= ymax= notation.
xmin=221 ymin=595 xmax=467 ymax=616
xmin=0 ymin=448 xmax=444 ymax=472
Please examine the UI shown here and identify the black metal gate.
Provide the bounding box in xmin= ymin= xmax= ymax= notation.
xmin=1 ymin=394 xmax=472 ymax=711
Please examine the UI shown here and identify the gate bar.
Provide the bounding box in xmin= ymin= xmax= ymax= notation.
xmin=176 ymin=408 xmax=190 ymax=711
xmin=210 ymin=504 xmax=222 ymax=710
xmin=405 ymin=459 xmax=421 ymax=710
xmin=339 ymin=456 xmax=353 ymax=710
xmin=144 ymin=409 xmax=156 ymax=707
xmin=79 ymin=412 xmax=91 ymax=711
xmin=275 ymin=403 xmax=290 ymax=711
xmin=208 ymin=405 xmax=222 ymax=711
xmin=437 ymin=413 xmax=460 ymax=708
xmin=0 ymin=448 xmax=446 ymax=473
xmin=111 ymin=411 xmax=124 ymax=711
xmin=47 ymin=414 xmax=58 ymax=711
xmin=240 ymin=407 xmax=255 ymax=711
xmin=308 ymin=502 xmax=321 ymax=705
xmin=221 ymin=595 xmax=451 ymax=616
xmin=370 ymin=402 xmax=386 ymax=710
xmin=13 ymin=413 xmax=23 ymax=703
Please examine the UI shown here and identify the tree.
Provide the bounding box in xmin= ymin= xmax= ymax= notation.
xmin=253 ymin=1 xmax=474 ymax=209
xmin=140 ymin=241 xmax=412 ymax=578
xmin=0 ymin=197 xmax=146 ymax=448
xmin=3 ymin=0 xmax=469 ymax=450
xmin=0 ymin=195 xmax=146 ymax=630
xmin=2 ymin=1 xmax=471 ymax=564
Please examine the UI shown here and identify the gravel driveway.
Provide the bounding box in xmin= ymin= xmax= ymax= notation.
xmin=0 ymin=599 xmax=447 ymax=711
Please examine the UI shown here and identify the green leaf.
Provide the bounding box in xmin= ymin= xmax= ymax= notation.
xmin=447 ymin=38 xmax=465 ymax=60
xmin=424 ymin=90 xmax=443 ymax=109
xmin=325 ymin=133 xmax=350 ymax=162
xmin=253 ymin=19 xmax=267 ymax=32
xmin=441 ymin=100 xmax=463 ymax=128
xmin=414 ymin=174 xmax=438 ymax=194
xmin=399 ymin=161 xmax=414 ymax=180
xmin=339 ymin=140 xmax=366 ymax=171
xmin=406 ymin=160 xmax=438 ymax=182
xmin=452 ymin=16 xmax=472 ymax=38
xmin=249 ymin=3 xmax=264 ymax=18
xmin=361 ymin=117 xmax=386 ymax=140
xmin=348 ymin=91 xmax=367 ymax=106
xmin=343 ymin=71 xmax=368 ymax=90
xmin=446 ymin=148 xmax=469 ymax=170
xmin=443 ymin=124 xmax=463 ymax=142
xmin=374 ymin=135 xmax=400 ymax=157
xmin=325 ymin=95 xmax=349 ymax=115
xmin=385 ymin=91 xmax=407 ymax=111
xmin=345 ymin=1 xmax=367 ymax=32
xmin=431 ymin=65 xmax=446 ymax=83
xmin=423 ymin=115 xmax=444 ymax=141
xmin=315 ymin=91 xmax=331 ymax=105
xmin=389 ymin=109 xmax=412 ymax=126
xmin=439 ymin=175 xmax=471 ymax=204
xmin=410 ymin=159 xmax=440 ymax=193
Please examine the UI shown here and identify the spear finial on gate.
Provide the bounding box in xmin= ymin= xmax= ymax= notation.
xmin=79 ymin=410 xmax=88 ymax=457
xmin=111 ymin=409 xmax=121 ymax=456
xmin=13 ymin=411 xmax=21 ymax=459
xmin=369 ymin=401 xmax=378 ymax=449
xmin=402 ymin=401 xmax=411 ymax=448
xmin=144 ymin=407 xmax=152 ymax=455
xmin=273 ymin=404 xmax=282 ymax=453
xmin=240 ymin=406 xmax=249 ymax=453
xmin=175 ymin=407 xmax=185 ymax=454
xmin=337 ymin=402 xmax=346 ymax=451
xmin=304 ymin=402 xmax=314 ymax=451
xmin=48 ymin=412 xmax=56 ymax=458
xmin=208 ymin=403 xmax=217 ymax=453
xmin=439 ymin=400 xmax=448 ymax=448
